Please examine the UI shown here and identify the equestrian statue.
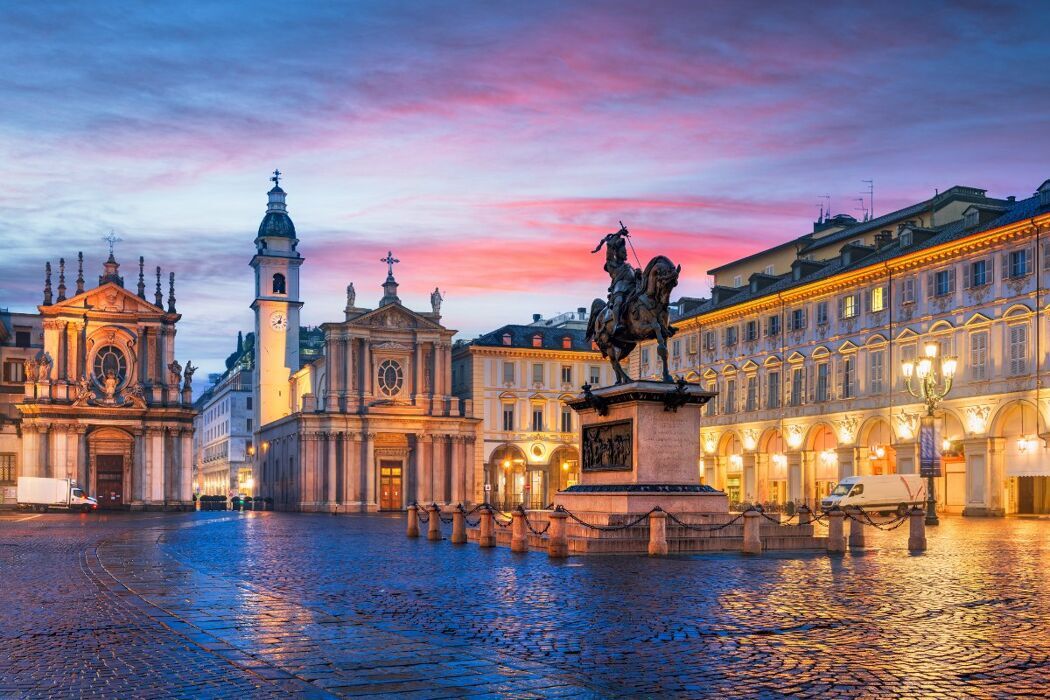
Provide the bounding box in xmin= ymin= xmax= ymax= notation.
xmin=585 ymin=223 xmax=680 ymax=385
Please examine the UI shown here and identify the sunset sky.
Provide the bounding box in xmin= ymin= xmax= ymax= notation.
xmin=1 ymin=1 xmax=1048 ymax=380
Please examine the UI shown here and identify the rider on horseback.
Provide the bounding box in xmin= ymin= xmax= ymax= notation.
xmin=592 ymin=224 xmax=641 ymax=337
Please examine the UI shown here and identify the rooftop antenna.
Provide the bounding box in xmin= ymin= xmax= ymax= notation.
xmin=818 ymin=194 xmax=831 ymax=222
xmin=862 ymin=179 xmax=874 ymax=219
xmin=854 ymin=197 xmax=869 ymax=222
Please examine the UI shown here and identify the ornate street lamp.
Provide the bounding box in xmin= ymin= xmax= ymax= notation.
xmin=901 ymin=342 xmax=957 ymax=525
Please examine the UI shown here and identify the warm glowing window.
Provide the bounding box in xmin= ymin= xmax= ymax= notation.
xmin=871 ymin=287 xmax=885 ymax=312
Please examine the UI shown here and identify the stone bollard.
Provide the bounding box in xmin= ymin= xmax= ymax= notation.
xmin=648 ymin=509 xmax=668 ymax=556
xmin=797 ymin=505 xmax=812 ymax=526
xmin=427 ymin=504 xmax=442 ymax=541
xmin=510 ymin=509 xmax=527 ymax=553
xmin=827 ymin=510 xmax=846 ymax=553
xmin=908 ymin=507 xmax=927 ymax=553
xmin=451 ymin=506 xmax=467 ymax=544
xmin=478 ymin=507 xmax=495 ymax=547
xmin=847 ymin=507 xmax=866 ymax=550
xmin=406 ymin=504 xmax=420 ymax=538
xmin=547 ymin=510 xmax=568 ymax=559
xmin=742 ymin=510 xmax=762 ymax=555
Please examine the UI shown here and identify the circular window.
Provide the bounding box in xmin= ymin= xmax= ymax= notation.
xmin=377 ymin=359 xmax=404 ymax=397
xmin=93 ymin=345 xmax=128 ymax=385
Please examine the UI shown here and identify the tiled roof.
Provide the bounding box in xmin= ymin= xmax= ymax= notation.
xmin=470 ymin=325 xmax=595 ymax=352
xmin=677 ymin=193 xmax=1047 ymax=324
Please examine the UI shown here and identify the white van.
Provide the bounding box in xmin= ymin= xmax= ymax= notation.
xmin=821 ymin=475 xmax=926 ymax=515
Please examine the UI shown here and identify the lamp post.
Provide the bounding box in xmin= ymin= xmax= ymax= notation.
xmin=901 ymin=342 xmax=957 ymax=526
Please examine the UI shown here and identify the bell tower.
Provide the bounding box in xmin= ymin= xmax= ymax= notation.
xmin=250 ymin=170 xmax=303 ymax=430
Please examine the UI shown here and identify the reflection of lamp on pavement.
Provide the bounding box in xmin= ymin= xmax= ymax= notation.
xmin=902 ymin=341 xmax=956 ymax=526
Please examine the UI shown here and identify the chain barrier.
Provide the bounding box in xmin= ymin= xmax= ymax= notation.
xmin=663 ymin=509 xmax=747 ymax=533
xmin=520 ymin=507 xmax=551 ymax=535
xmin=561 ymin=506 xmax=659 ymax=532
xmin=844 ymin=508 xmax=910 ymax=531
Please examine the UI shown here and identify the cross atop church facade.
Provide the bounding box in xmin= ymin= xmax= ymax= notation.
xmin=102 ymin=231 xmax=123 ymax=256
xmin=270 ymin=168 xmax=281 ymax=187
xmin=380 ymin=250 xmax=400 ymax=277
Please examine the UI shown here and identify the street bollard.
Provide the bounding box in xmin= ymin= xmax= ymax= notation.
xmin=547 ymin=510 xmax=568 ymax=558
xmin=648 ymin=509 xmax=668 ymax=556
xmin=451 ymin=506 xmax=467 ymax=544
xmin=406 ymin=504 xmax=419 ymax=538
xmin=742 ymin=510 xmax=762 ymax=555
xmin=908 ymin=507 xmax=927 ymax=553
xmin=478 ymin=507 xmax=495 ymax=547
xmin=510 ymin=510 xmax=527 ymax=553
xmin=847 ymin=507 xmax=866 ymax=550
xmin=827 ymin=510 xmax=846 ymax=553
xmin=427 ymin=504 xmax=441 ymax=541
xmin=797 ymin=504 xmax=812 ymax=526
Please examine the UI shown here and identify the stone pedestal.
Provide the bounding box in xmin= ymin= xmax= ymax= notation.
xmin=554 ymin=381 xmax=726 ymax=515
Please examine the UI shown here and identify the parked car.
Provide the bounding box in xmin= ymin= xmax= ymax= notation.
xmin=17 ymin=477 xmax=98 ymax=513
xmin=821 ymin=474 xmax=926 ymax=515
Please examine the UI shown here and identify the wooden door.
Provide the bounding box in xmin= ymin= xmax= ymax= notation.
xmin=379 ymin=461 xmax=402 ymax=510
xmin=96 ymin=454 xmax=124 ymax=509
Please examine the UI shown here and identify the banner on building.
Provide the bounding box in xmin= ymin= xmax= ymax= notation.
xmin=919 ymin=415 xmax=941 ymax=478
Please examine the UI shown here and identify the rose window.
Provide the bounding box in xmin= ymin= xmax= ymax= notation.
xmin=93 ymin=345 xmax=128 ymax=385
xmin=377 ymin=359 xmax=404 ymax=397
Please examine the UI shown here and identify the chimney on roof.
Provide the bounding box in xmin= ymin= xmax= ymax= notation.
xmin=875 ymin=230 xmax=893 ymax=249
xmin=1007 ymin=196 xmax=1016 ymax=203
xmin=577 ymin=306 xmax=586 ymax=318
xmin=532 ymin=313 xmax=542 ymax=322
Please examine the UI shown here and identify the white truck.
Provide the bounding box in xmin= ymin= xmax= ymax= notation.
xmin=17 ymin=477 xmax=98 ymax=513
xmin=821 ymin=474 xmax=926 ymax=515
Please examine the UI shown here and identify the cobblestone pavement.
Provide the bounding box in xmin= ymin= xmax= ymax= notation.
xmin=1 ymin=511 xmax=1049 ymax=699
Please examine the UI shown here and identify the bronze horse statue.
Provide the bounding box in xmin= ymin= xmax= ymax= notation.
xmin=586 ymin=255 xmax=680 ymax=384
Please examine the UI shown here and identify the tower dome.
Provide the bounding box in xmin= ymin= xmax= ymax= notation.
xmin=257 ymin=170 xmax=296 ymax=239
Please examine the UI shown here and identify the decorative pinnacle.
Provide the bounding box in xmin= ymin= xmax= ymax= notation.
xmin=102 ymin=231 xmax=122 ymax=258
xmin=270 ymin=168 xmax=281 ymax=188
xmin=57 ymin=258 xmax=67 ymax=302
xmin=167 ymin=272 xmax=176 ymax=313
xmin=137 ymin=256 xmax=146 ymax=298
xmin=75 ymin=252 xmax=85 ymax=294
xmin=380 ymin=250 xmax=400 ymax=278
xmin=154 ymin=266 xmax=163 ymax=307
xmin=43 ymin=262 xmax=53 ymax=305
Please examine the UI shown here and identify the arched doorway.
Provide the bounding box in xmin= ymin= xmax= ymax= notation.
xmin=860 ymin=417 xmax=897 ymax=476
xmin=88 ymin=427 xmax=133 ymax=509
xmin=550 ymin=446 xmax=580 ymax=494
xmin=806 ymin=423 xmax=838 ymax=505
xmin=939 ymin=410 xmax=967 ymax=512
xmin=718 ymin=432 xmax=743 ymax=506
xmin=489 ymin=444 xmax=527 ymax=510
xmin=991 ymin=400 xmax=1049 ymax=514
xmin=759 ymin=428 xmax=787 ymax=506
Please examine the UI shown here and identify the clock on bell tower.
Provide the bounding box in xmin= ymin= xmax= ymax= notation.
xmin=250 ymin=170 xmax=303 ymax=429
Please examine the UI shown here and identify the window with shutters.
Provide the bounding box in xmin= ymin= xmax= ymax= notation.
xmin=2 ymin=361 xmax=24 ymax=383
xmin=725 ymin=326 xmax=738 ymax=346
xmin=970 ymin=331 xmax=987 ymax=380
xmin=532 ymin=363 xmax=544 ymax=384
xmin=933 ymin=269 xmax=953 ymax=296
xmin=532 ymin=406 xmax=544 ymax=432
xmin=900 ymin=344 xmax=916 ymax=388
xmin=705 ymin=381 xmax=717 ymax=416
xmin=672 ymin=339 xmax=681 ymax=358
xmin=841 ymin=295 xmax=858 ymax=319
xmin=703 ymin=331 xmax=716 ymax=351
xmin=902 ymin=277 xmax=916 ymax=304
xmin=0 ymin=454 xmax=14 ymax=484
xmin=816 ymin=363 xmax=829 ymax=402
xmin=1008 ymin=324 xmax=1029 ymax=376
xmin=790 ymin=366 xmax=803 ymax=406
xmin=870 ymin=287 xmax=885 ymax=312
xmin=767 ymin=371 xmax=781 ymax=409
xmin=1008 ymin=249 xmax=1031 ymax=279
xmin=502 ymin=404 xmax=515 ymax=431
xmin=561 ymin=365 xmax=572 ymax=384
xmin=724 ymin=379 xmax=736 ymax=414
xmin=768 ymin=315 xmax=781 ymax=337
xmin=764 ymin=264 xmax=774 ymax=275
xmin=816 ymin=302 xmax=829 ymax=326
xmin=745 ymin=320 xmax=758 ymax=342
xmin=745 ymin=375 xmax=757 ymax=411
xmin=503 ymin=362 xmax=515 ymax=384
xmin=733 ymin=275 xmax=743 ymax=287
xmin=790 ymin=308 xmax=805 ymax=331
xmin=589 ymin=366 xmax=601 ymax=385
xmin=869 ymin=350 xmax=884 ymax=393
xmin=841 ymin=356 xmax=855 ymax=399
xmin=561 ymin=407 xmax=573 ymax=433
xmin=965 ymin=259 xmax=988 ymax=288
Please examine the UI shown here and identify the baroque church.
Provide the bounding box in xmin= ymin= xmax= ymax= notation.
xmin=251 ymin=174 xmax=480 ymax=511
xmin=1 ymin=246 xmax=197 ymax=509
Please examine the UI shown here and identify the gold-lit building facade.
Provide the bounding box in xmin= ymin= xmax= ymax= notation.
xmin=633 ymin=179 xmax=1050 ymax=515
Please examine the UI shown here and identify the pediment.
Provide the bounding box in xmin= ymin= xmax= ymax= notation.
xmin=741 ymin=360 xmax=759 ymax=372
xmin=787 ymin=351 xmax=806 ymax=363
xmin=763 ymin=354 xmax=782 ymax=367
xmin=51 ymin=283 xmax=164 ymax=316
xmin=837 ymin=340 xmax=859 ymax=353
xmin=350 ymin=303 xmax=442 ymax=330
xmin=895 ymin=327 xmax=919 ymax=340
xmin=963 ymin=312 xmax=992 ymax=326
xmin=702 ymin=368 xmax=718 ymax=379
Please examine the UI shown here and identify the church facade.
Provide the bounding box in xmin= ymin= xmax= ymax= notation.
xmin=252 ymin=176 xmax=480 ymax=512
xmin=3 ymin=249 xmax=196 ymax=509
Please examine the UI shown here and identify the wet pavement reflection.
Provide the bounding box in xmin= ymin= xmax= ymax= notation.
xmin=1 ymin=511 xmax=1048 ymax=697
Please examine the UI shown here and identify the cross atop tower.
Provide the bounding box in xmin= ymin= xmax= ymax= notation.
xmin=102 ymin=231 xmax=123 ymax=257
xmin=270 ymin=168 xmax=281 ymax=188
xmin=380 ymin=250 xmax=400 ymax=278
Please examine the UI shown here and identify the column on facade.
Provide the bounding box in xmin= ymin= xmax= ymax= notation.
xmin=342 ymin=434 xmax=359 ymax=504
xmin=836 ymin=446 xmax=856 ymax=481
xmin=132 ymin=429 xmax=145 ymax=502
xmin=324 ymin=334 xmax=337 ymax=411
xmin=787 ymin=451 xmax=803 ymax=503
xmin=342 ymin=335 xmax=353 ymax=411
xmin=413 ymin=340 xmax=423 ymax=404
xmin=327 ymin=432 xmax=338 ymax=505
xmin=364 ymin=432 xmax=376 ymax=508
xmin=433 ymin=434 xmax=447 ymax=503
xmin=415 ymin=434 xmax=430 ymax=504
xmin=362 ymin=340 xmax=372 ymax=399
xmin=987 ymin=437 xmax=1006 ymax=515
xmin=895 ymin=440 xmax=918 ymax=474
xmin=855 ymin=447 xmax=872 ymax=476
xmin=451 ymin=436 xmax=465 ymax=504
xmin=180 ymin=430 xmax=192 ymax=503
xmin=42 ymin=320 xmax=61 ymax=382
xmin=754 ymin=453 xmax=769 ymax=503
xmin=49 ymin=427 xmax=67 ymax=479
xmin=465 ymin=436 xmax=477 ymax=504
xmin=76 ymin=427 xmax=88 ymax=487
xmin=144 ymin=428 xmax=155 ymax=504
xmin=742 ymin=452 xmax=757 ymax=502
xmin=65 ymin=323 xmax=79 ymax=380
xmin=802 ymin=451 xmax=816 ymax=509
xmin=712 ymin=455 xmax=727 ymax=492
xmin=22 ymin=426 xmax=38 ymax=478
xmin=301 ymin=433 xmax=315 ymax=507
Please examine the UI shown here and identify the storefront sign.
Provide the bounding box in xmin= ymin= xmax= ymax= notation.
xmin=919 ymin=415 xmax=941 ymax=478
xmin=582 ymin=419 xmax=633 ymax=472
